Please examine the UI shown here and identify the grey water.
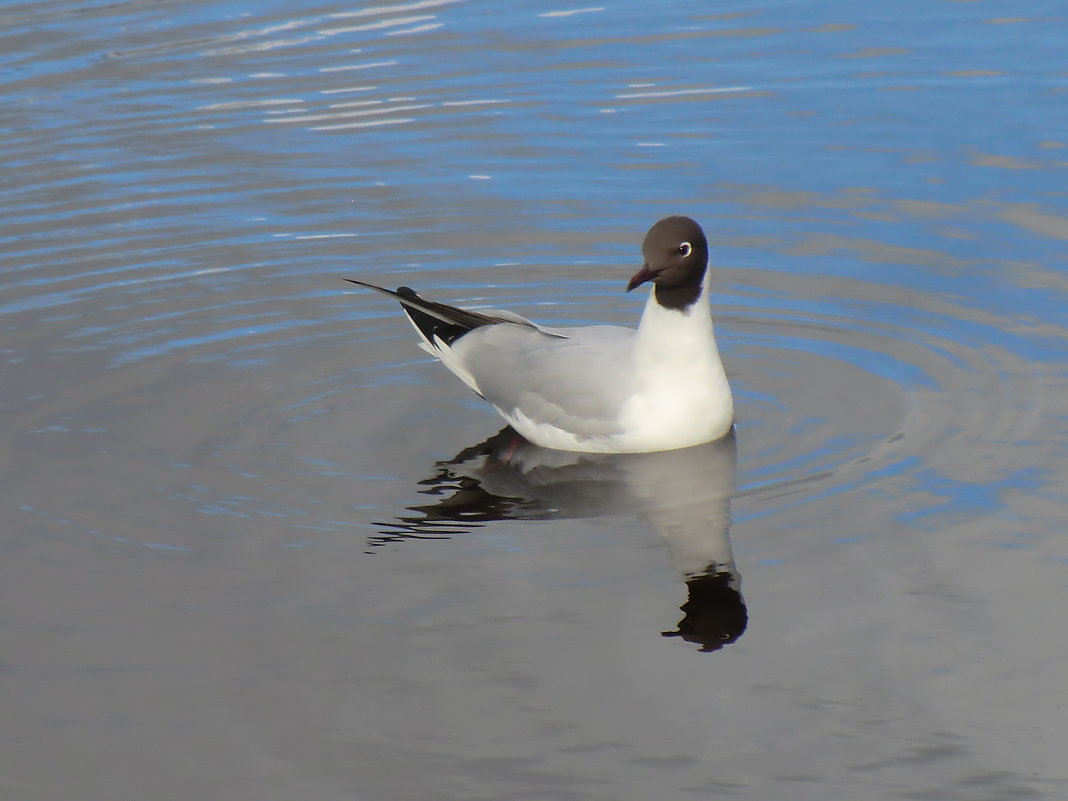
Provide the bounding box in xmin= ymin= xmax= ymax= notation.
xmin=3 ymin=1 xmax=1068 ymax=799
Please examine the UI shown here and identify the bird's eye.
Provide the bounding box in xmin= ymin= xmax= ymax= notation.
xmin=677 ymin=242 xmax=692 ymax=257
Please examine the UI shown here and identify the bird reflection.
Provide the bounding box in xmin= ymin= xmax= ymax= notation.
xmin=369 ymin=428 xmax=746 ymax=652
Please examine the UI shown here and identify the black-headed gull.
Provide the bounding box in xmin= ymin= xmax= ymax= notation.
xmin=348 ymin=216 xmax=733 ymax=453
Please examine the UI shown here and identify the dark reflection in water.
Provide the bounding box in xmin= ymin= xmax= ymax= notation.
xmin=371 ymin=427 xmax=747 ymax=652
xmin=663 ymin=571 xmax=747 ymax=653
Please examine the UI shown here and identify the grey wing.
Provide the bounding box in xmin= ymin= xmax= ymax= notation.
xmin=450 ymin=324 xmax=638 ymax=436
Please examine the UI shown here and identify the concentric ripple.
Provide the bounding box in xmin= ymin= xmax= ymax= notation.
xmin=725 ymin=280 xmax=1056 ymax=538
xmin=5 ymin=245 xmax=1060 ymax=554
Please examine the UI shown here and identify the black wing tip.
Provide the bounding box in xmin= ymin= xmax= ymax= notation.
xmin=344 ymin=279 xmax=496 ymax=346
xmin=343 ymin=279 xmax=419 ymax=298
xmin=342 ymin=278 xmax=382 ymax=293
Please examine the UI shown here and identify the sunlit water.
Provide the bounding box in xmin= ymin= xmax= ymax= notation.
xmin=3 ymin=1 xmax=1068 ymax=799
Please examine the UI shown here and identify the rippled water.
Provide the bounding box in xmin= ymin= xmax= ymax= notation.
xmin=4 ymin=1 xmax=1068 ymax=799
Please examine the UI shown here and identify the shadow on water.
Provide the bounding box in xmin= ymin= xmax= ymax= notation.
xmin=368 ymin=427 xmax=747 ymax=653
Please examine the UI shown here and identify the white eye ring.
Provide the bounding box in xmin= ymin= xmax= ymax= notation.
xmin=677 ymin=242 xmax=692 ymax=257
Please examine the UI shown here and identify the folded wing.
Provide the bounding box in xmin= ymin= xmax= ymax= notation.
xmin=349 ymin=279 xmax=637 ymax=439
xmin=452 ymin=324 xmax=637 ymax=437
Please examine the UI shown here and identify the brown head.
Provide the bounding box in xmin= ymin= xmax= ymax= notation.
xmin=626 ymin=216 xmax=709 ymax=311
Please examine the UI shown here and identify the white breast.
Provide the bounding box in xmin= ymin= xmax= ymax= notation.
xmin=615 ymin=272 xmax=734 ymax=452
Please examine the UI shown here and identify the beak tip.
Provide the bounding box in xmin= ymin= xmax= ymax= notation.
xmin=627 ymin=265 xmax=655 ymax=292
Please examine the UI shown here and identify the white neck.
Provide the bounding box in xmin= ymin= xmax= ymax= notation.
xmin=634 ymin=267 xmax=720 ymax=367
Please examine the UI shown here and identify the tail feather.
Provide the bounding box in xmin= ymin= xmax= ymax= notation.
xmin=344 ymin=279 xmax=497 ymax=347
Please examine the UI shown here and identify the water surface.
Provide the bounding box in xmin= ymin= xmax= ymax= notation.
xmin=3 ymin=1 xmax=1068 ymax=799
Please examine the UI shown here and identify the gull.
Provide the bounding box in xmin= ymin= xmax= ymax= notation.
xmin=347 ymin=216 xmax=733 ymax=453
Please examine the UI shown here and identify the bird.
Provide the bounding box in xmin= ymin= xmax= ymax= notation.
xmin=347 ymin=215 xmax=733 ymax=453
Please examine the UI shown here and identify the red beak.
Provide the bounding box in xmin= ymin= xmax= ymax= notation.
xmin=626 ymin=264 xmax=657 ymax=292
